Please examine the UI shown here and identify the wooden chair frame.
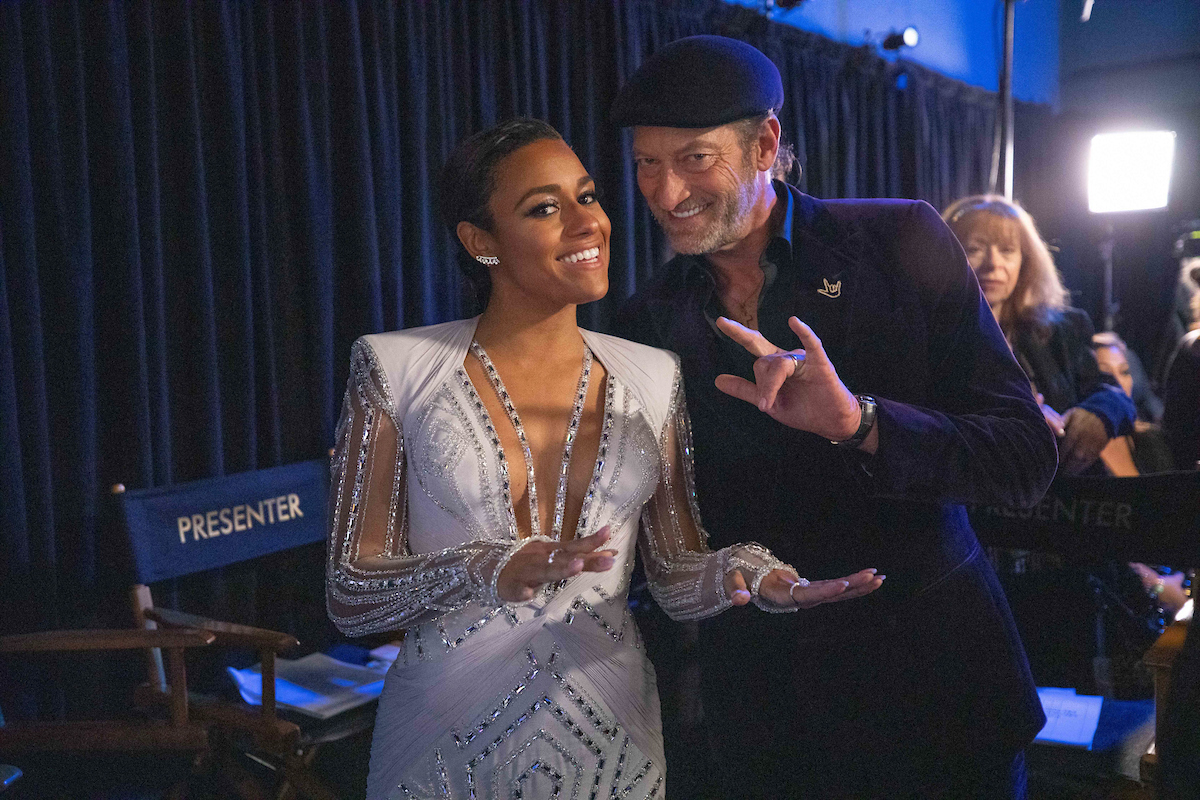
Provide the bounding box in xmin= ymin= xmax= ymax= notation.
xmin=0 ymin=627 xmax=215 ymax=755
xmin=1140 ymin=616 xmax=1190 ymax=783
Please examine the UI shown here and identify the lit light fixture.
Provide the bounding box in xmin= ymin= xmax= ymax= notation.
xmin=758 ymin=0 xmax=807 ymax=13
xmin=882 ymin=27 xmax=919 ymax=51
xmin=1088 ymin=131 xmax=1176 ymax=213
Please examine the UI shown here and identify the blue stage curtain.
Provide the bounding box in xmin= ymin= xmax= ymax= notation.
xmin=0 ymin=0 xmax=1017 ymax=632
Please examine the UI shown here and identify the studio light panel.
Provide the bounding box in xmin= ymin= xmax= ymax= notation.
xmin=1087 ymin=131 xmax=1176 ymax=214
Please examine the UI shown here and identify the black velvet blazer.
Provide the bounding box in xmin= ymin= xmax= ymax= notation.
xmin=615 ymin=185 xmax=1060 ymax=771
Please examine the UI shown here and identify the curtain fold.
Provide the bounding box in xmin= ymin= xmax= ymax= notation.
xmin=0 ymin=0 xmax=1025 ymax=630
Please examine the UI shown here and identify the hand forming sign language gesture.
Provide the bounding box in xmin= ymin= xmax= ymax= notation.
xmin=713 ymin=316 xmax=869 ymax=447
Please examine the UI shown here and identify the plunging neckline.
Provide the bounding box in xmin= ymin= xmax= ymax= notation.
xmin=466 ymin=340 xmax=608 ymax=543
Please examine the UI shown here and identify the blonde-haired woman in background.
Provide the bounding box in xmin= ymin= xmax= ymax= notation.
xmin=944 ymin=196 xmax=1142 ymax=694
xmin=944 ymin=195 xmax=1135 ymax=474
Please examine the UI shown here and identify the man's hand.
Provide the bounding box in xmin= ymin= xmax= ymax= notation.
xmin=713 ymin=316 xmax=862 ymax=442
xmin=723 ymin=567 xmax=884 ymax=608
xmin=496 ymin=527 xmax=617 ymax=602
xmin=1059 ymin=407 xmax=1109 ymax=474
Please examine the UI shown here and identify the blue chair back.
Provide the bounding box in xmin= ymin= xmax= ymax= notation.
xmin=969 ymin=470 xmax=1200 ymax=564
xmin=119 ymin=459 xmax=330 ymax=584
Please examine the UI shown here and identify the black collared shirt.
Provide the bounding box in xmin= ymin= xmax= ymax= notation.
xmin=692 ymin=182 xmax=803 ymax=363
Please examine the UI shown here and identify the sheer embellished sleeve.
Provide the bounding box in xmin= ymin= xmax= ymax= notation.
xmin=638 ymin=367 xmax=800 ymax=619
xmin=326 ymin=340 xmax=527 ymax=637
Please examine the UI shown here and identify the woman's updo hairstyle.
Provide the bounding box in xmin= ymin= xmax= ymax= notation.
xmin=439 ymin=118 xmax=564 ymax=308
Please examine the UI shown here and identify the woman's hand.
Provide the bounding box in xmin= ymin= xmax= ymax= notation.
xmin=496 ymin=527 xmax=618 ymax=602
xmin=1059 ymin=407 xmax=1109 ymax=474
xmin=1129 ymin=562 xmax=1188 ymax=618
xmin=1035 ymin=393 xmax=1066 ymax=437
xmin=723 ymin=567 xmax=884 ymax=609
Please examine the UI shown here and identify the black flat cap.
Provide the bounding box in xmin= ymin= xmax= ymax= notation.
xmin=611 ymin=35 xmax=783 ymax=128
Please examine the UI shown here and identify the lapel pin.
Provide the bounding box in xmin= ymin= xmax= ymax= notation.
xmin=818 ymin=278 xmax=842 ymax=299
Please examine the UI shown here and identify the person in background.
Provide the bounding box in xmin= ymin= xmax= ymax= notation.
xmin=1155 ymin=221 xmax=1200 ymax=387
xmin=1111 ymin=333 xmax=1163 ymax=426
xmin=944 ymin=196 xmax=1138 ymax=695
xmin=1090 ymin=332 xmax=1174 ymax=476
xmin=1162 ymin=259 xmax=1200 ymax=472
xmin=944 ymin=195 xmax=1136 ymax=474
xmin=1157 ymin=229 xmax=1200 ymax=796
xmin=1088 ymin=332 xmax=1189 ymax=625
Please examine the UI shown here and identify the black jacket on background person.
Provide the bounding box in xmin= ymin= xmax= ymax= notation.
xmin=1163 ymin=329 xmax=1200 ymax=471
xmin=615 ymin=183 xmax=1059 ymax=798
xmin=1011 ymin=306 xmax=1136 ymax=447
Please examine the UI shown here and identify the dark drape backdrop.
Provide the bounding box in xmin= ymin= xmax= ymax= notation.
xmin=0 ymin=0 xmax=1026 ymax=638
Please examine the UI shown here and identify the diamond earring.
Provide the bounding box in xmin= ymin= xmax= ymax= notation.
xmin=475 ymin=255 xmax=499 ymax=266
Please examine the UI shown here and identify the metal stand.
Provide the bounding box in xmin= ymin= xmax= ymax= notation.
xmin=1090 ymin=575 xmax=1115 ymax=697
xmin=1099 ymin=220 xmax=1117 ymax=331
xmin=996 ymin=0 xmax=1016 ymax=200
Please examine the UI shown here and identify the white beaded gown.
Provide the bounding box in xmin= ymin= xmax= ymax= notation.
xmin=327 ymin=318 xmax=795 ymax=800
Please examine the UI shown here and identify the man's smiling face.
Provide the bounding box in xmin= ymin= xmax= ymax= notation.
xmin=632 ymin=123 xmax=761 ymax=255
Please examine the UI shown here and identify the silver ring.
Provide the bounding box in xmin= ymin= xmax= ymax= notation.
xmin=547 ymin=549 xmax=560 ymax=565
xmin=789 ymin=578 xmax=811 ymax=604
xmin=786 ymin=352 xmax=803 ymax=372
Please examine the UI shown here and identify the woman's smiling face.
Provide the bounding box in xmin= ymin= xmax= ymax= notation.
xmin=475 ymin=138 xmax=611 ymax=310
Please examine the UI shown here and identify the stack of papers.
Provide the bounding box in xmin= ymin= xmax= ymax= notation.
xmin=1034 ymin=687 xmax=1104 ymax=749
xmin=227 ymin=645 xmax=400 ymax=720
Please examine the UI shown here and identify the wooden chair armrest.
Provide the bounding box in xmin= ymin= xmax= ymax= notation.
xmin=134 ymin=687 xmax=304 ymax=751
xmin=144 ymin=608 xmax=299 ymax=652
xmin=1144 ymin=618 xmax=1189 ymax=669
xmin=0 ymin=628 xmax=215 ymax=653
xmin=0 ymin=720 xmax=209 ymax=752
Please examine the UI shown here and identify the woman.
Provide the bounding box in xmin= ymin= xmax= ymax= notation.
xmin=944 ymin=196 xmax=1140 ymax=692
xmin=1090 ymin=332 xmax=1174 ymax=477
xmin=327 ymin=118 xmax=882 ymax=800
xmin=943 ymin=195 xmax=1135 ymax=474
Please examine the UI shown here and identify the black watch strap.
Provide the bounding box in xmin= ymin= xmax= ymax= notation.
xmin=830 ymin=395 xmax=877 ymax=448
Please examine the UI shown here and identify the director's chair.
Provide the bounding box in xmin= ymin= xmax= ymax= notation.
xmin=115 ymin=458 xmax=370 ymax=800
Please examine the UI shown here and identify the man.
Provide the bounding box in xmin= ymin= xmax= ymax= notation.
xmin=611 ymin=36 xmax=1058 ymax=798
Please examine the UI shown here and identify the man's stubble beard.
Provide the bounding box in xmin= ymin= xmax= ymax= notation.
xmin=654 ymin=161 xmax=761 ymax=256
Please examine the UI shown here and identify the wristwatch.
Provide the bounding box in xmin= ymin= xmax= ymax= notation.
xmin=830 ymin=395 xmax=877 ymax=448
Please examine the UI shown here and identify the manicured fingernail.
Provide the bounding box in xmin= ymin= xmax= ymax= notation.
xmin=876 ymin=575 xmax=886 ymax=581
xmin=841 ymin=581 xmax=850 ymax=588
xmin=758 ymin=399 xmax=768 ymax=411
xmin=733 ymin=590 xmax=750 ymax=600
xmin=867 ymin=568 xmax=878 ymax=575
